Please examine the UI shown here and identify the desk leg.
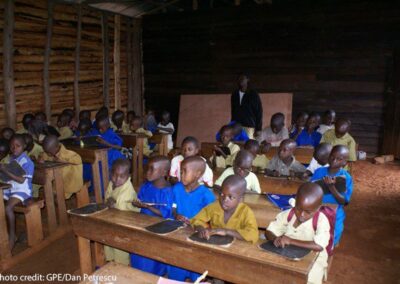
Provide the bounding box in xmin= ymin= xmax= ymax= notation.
xmin=43 ymin=175 xmax=57 ymax=234
xmin=137 ymin=139 xmax=144 ymax=186
xmin=0 ymin=193 xmax=11 ymax=260
xmin=53 ymin=169 xmax=68 ymax=226
xmin=132 ymin=145 xmax=138 ymax=187
xmin=91 ymin=161 xmax=102 ymax=204
xmin=78 ymin=236 xmax=93 ymax=276
xmin=94 ymin=242 xmax=105 ymax=267
xmin=100 ymin=152 xmax=109 ymax=196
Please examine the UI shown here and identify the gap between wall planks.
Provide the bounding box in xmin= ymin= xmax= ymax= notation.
xmin=74 ymin=3 xmax=82 ymax=119
xmin=132 ymin=18 xmax=143 ymax=116
xmin=101 ymin=11 xmax=110 ymax=109
xmin=126 ymin=17 xmax=134 ymax=112
xmin=43 ymin=0 xmax=54 ymax=120
xmin=114 ymin=14 xmax=121 ymax=110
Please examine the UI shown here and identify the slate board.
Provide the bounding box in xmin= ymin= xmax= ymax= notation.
xmin=68 ymin=203 xmax=108 ymax=216
xmin=314 ymin=176 xmax=346 ymax=193
xmin=35 ymin=161 xmax=67 ymax=169
xmin=0 ymin=160 xmax=26 ymax=182
xmin=145 ymin=220 xmax=185 ymax=235
xmin=188 ymin=232 xmax=234 ymax=246
xmin=259 ymin=241 xmax=311 ymax=260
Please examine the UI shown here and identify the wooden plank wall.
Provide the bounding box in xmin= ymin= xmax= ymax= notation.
xmin=142 ymin=2 xmax=400 ymax=154
xmin=0 ymin=0 xmax=129 ymax=127
xmin=0 ymin=2 xmax=5 ymax=127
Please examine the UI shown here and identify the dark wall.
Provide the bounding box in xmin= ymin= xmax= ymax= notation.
xmin=142 ymin=1 xmax=400 ymax=153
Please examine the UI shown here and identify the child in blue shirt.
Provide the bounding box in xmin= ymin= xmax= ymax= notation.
xmin=168 ymin=156 xmax=216 ymax=282
xmin=0 ymin=134 xmax=34 ymax=249
xmin=294 ymin=113 xmax=322 ymax=147
xmin=215 ymin=121 xmax=249 ymax=142
xmin=130 ymin=156 xmax=173 ymax=276
xmin=311 ymin=145 xmax=353 ymax=245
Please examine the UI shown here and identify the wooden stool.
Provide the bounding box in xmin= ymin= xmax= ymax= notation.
xmin=14 ymin=200 xmax=45 ymax=247
xmin=76 ymin=181 xmax=91 ymax=208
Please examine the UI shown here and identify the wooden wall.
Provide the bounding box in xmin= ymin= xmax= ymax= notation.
xmin=142 ymin=1 xmax=400 ymax=154
xmin=0 ymin=0 xmax=130 ymax=127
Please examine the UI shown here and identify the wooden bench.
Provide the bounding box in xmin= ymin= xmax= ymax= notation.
xmin=14 ymin=200 xmax=45 ymax=247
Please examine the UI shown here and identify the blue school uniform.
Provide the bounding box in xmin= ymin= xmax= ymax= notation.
xmin=131 ymin=182 xmax=173 ymax=276
xmin=311 ymin=167 xmax=353 ymax=245
xmin=167 ymin=182 xmax=216 ymax=281
xmin=295 ymin=128 xmax=322 ymax=147
xmin=215 ymin=121 xmax=249 ymax=142
xmin=98 ymin=128 xmax=125 ymax=169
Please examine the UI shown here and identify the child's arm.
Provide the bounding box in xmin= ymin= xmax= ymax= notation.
xmin=323 ymin=176 xmax=346 ymax=204
xmin=265 ymin=229 xmax=323 ymax=251
xmin=214 ymin=145 xmax=227 ymax=158
xmin=157 ymin=126 xmax=174 ymax=134
xmin=172 ymin=207 xmax=190 ymax=224
xmin=132 ymin=199 xmax=163 ymax=217
xmin=96 ymin=137 xmax=123 ymax=150
xmin=0 ymin=164 xmax=25 ymax=184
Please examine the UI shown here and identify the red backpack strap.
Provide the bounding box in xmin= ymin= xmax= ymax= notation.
xmin=287 ymin=208 xmax=295 ymax=223
xmin=312 ymin=211 xmax=320 ymax=232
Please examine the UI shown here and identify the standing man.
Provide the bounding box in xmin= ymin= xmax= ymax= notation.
xmin=231 ymin=74 xmax=263 ymax=139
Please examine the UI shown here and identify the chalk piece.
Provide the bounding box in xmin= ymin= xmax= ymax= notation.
xmin=145 ymin=220 xmax=185 ymax=235
xmin=188 ymin=232 xmax=234 ymax=246
xmin=68 ymin=203 xmax=108 ymax=216
xmin=259 ymin=241 xmax=311 ymax=260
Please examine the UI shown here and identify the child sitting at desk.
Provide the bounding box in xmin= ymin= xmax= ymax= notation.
xmin=265 ymin=183 xmax=330 ymax=284
xmin=321 ymin=118 xmax=357 ymax=162
xmin=169 ymin=156 xmax=216 ymax=282
xmin=57 ymin=113 xmax=74 ymax=140
xmin=215 ymin=150 xmax=261 ymax=194
xmin=289 ymin=112 xmax=308 ymax=139
xmin=169 ymin=136 xmax=213 ymax=187
xmin=0 ymin=139 xmax=10 ymax=163
xmin=79 ymin=110 xmax=91 ymax=121
xmin=294 ymin=113 xmax=322 ymax=147
xmin=130 ymin=156 xmax=173 ymax=275
xmin=257 ymin=112 xmax=289 ymax=147
xmin=311 ymin=145 xmax=353 ymax=245
xmin=244 ymin=139 xmax=269 ymax=172
xmin=0 ymin=134 xmax=34 ymax=249
xmin=22 ymin=133 xmax=43 ymax=161
xmin=215 ymin=121 xmax=249 ymax=142
xmin=317 ymin=110 xmax=336 ymax=135
xmin=157 ymin=110 xmax=174 ymax=152
xmin=111 ymin=110 xmax=129 ymax=134
xmin=16 ymin=113 xmax=34 ymax=134
xmin=129 ymin=116 xmax=153 ymax=157
xmin=303 ymin=143 xmax=332 ymax=178
xmin=192 ymin=174 xmax=259 ymax=244
xmin=266 ymin=139 xmax=306 ymax=177
xmin=1 ymin=127 xmax=15 ymax=141
xmin=39 ymin=135 xmax=83 ymax=199
xmin=104 ymin=158 xmax=139 ymax=265
xmin=210 ymin=125 xmax=240 ymax=169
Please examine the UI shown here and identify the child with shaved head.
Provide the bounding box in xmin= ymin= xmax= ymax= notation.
xmin=311 ymin=145 xmax=353 ymax=245
xmin=303 ymin=143 xmax=333 ymax=178
xmin=244 ymin=139 xmax=270 ymax=171
xmin=192 ymin=175 xmax=258 ymax=244
xmin=210 ymin=125 xmax=240 ymax=169
xmin=257 ymin=112 xmax=289 ymax=147
xmin=168 ymin=156 xmax=216 ymax=282
xmin=129 ymin=115 xmax=153 ymax=156
xmin=266 ymin=183 xmax=330 ymax=284
xmin=57 ymin=112 xmax=74 ymax=140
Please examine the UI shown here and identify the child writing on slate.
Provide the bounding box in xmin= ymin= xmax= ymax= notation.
xmin=303 ymin=143 xmax=333 ymax=178
xmin=215 ymin=150 xmax=261 ymax=194
xmin=265 ymin=183 xmax=330 ymax=284
xmin=169 ymin=156 xmax=216 ymax=282
xmin=169 ymin=136 xmax=213 ymax=187
xmin=0 ymin=134 xmax=34 ymax=249
xmin=311 ymin=145 xmax=353 ymax=245
xmin=244 ymin=139 xmax=269 ymax=172
xmin=104 ymin=159 xmax=139 ymax=265
xmin=210 ymin=125 xmax=240 ymax=169
xmin=192 ymin=175 xmax=259 ymax=244
xmin=130 ymin=156 xmax=173 ymax=275
xmin=57 ymin=112 xmax=74 ymax=140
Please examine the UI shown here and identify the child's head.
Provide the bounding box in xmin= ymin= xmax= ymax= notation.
xmin=294 ymin=182 xmax=323 ymax=223
xmin=0 ymin=139 xmax=10 ymax=161
xmin=295 ymin=112 xmax=309 ymax=129
xmin=305 ymin=113 xmax=320 ymax=132
xmin=111 ymin=158 xmax=131 ymax=188
xmin=96 ymin=115 xmax=110 ymax=133
xmin=328 ymin=145 xmax=349 ymax=170
xmin=233 ymin=150 xmax=254 ymax=178
xmin=78 ymin=118 xmax=92 ymax=136
xmin=161 ymin=111 xmax=170 ymax=124
xmin=219 ymin=175 xmax=246 ymax=212
xmin=323 ymin=110 xmax=336 ymax=126
xmin=129 ymin=116 xmax=143 ymax=132
xmin=270 ymin=113 xmax=285 ymax=134
xmin=237 ymin=74 xmax=249 ymax=92
xmin=218 ymin=125 xmax=234 ymax=146
xmin=334 ymin=118 xmax=351 ymax=138
xmin=1 ymin=127 xmax=15 ymax=141
xmin=62 ymin=109 xmax=75 ymax=121
xmin=22 ymin=133 xmax=35 ymax=153
xmin=278 ymin=139 xmax=297 ymax=160
xmin=79 ymin=110 xmax=91 ymax=121
xmin=57 ymin=113 xmax=71 ymax=128
xmin=35 ymin=111 xmax=47 ymax=123
xmin=231 ymin=122 xmax=243 ymax=136
xmin=112 ymin=110 xmax=124 ymax=129
xmin=42 ymin=135 xmax=61 ymax=157
xmin=146 ymin=156 xmax=170 ymax=182
xmin=313 ymin=143 xmax=333 ymax=166
xmin=22 ymin=113 xmax=35 ymax=130
xmin=126 ymin=110 xmax=136 ymax=123
xmin=10 ymin=134 xmax=26 ymax=157
xmin=96 ymin=106 xmax=109 ymax=121
xmin=180 ymin=156 xmax=206 ymax=187
xmin=244 ymin=139 xmax=259 ymax=157
xmin=181 ymin=136 xmax=200 ymax=158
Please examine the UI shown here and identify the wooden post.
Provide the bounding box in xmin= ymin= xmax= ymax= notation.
xmin=193 ymin=0 xmax=198 ymax=10
xmin=43 ymin=0 xmax=54 ymax=121
xmin=74 ymin=4 xmax=82 ymax=118
xmin=132 ymin=18 xmax=143 ymax=116
xmin=3 ymin=0 xmax=16 ymax=129
xmin=114 ymin=14 xmax=121 ymax=110
xmin=101 ymin=12 xmax=110 ymax=108
xmin=126 ymin=18 xmax=134 ymax=111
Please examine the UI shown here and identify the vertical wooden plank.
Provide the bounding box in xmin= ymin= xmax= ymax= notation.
xmin=43 ymin=173 xmax=57 ymax=234
xmin=132 ymin=18 xmax=143 ymax=116
xmin=3 ymin=0 xmax=16 ymax=129
xmin=126 ymin=18 xmax=134 ymax=111
xmin=101 ymin=12 xmax=110 ymax=108
xmin=43 ymin=0 xmax=54 ymax=121
xmin=77 ymin=236 xmax=92 ymax=276
xmin=53 ymin=169 xmax=68 ymax=226
xmin=74 ymin=4 xmax=82 ymax=118
xmin=193 ymin=0 xmax=198 ymax=10
xmin=114 ymin=14 xmax=121 ymax=110
xmin=0 ymin=189 xmax=11 ymax=260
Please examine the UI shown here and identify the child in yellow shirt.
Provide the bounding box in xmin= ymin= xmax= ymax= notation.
xmin=57 ymin=113 xmax=74 ymax=140
xmin=210 ymin=125 xmax=240 ymax=169
xmin=244 ymin=139 xmax=269 ymax=172
xmin=129 ymin=116 xmax=153 ymax=157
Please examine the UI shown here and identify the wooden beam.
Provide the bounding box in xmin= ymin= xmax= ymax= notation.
xmin=101 ymin=12 xmax=110 ymax=108
xmin=132 ymin=18 xmax=143 ymax=116
xmin=74 ymin=4 xmax=82 ymax=118
xmin=3 ymin=0 xmax=16 ymax=129
xmin=113 ymin=14 xmax=121 ymax=110
xmin=43 ymin=0 xmax=54 ymax=121
xmin=126 ymin=18 xmax=134 ymax=111
xmin=134 ymin=0 xmax=180 ymax=17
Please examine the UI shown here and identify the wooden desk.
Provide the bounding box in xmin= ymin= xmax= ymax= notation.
xmin=258 ymin=175 xmax=304 ymax=194
xmin=0 ymin=183 xmax=12 ymax=261
xmin=33 ymin=162 xmax=69 ymax=234
xmin=149 ymin=133 xmax=169 ymax=156
xmin=65 ymin=145 xmax=109 ymax=203
xmin=71 ymin=209 xmax=316 ymax=284
xmin=266 ymin=147 xmax=314 ymax=164
xmin=120 ymin=134 xmax=145 ymax=187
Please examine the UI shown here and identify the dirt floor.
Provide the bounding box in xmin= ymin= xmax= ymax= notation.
xmin=3 ymin=160 xmax=400 ymax=284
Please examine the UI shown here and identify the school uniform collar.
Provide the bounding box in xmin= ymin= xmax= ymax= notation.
xmin=214 ymin=202 xmax=245 ymax=225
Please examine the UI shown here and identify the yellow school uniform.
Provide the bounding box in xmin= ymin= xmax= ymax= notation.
xmin=104 ymin=178 xmax=139 ymax=265
xmin=215 ymin=167 xmax=261 ymax=194
xmin=57 ymin=126 xmax=74 ymax=141
xmin=133 ymin=128 xmax=153 ymax=157
xmin=0 ymin=155 xmax=10 ymax=164
xmin=41 ymin=145 xmax=83 ymax=199
xmin=111 ymin=121 xmax=129 ymax=134
xmin=16 ymin=128 xmax=28 ymax=134
xmin=211 ymin=142 xmax=240 ymax=168
xmin=267 ymin=209 xmax=330 ymax=284
xmin=191 ymin=201 xmax=259 ymax=244
xmin=29 ymin=142 xmax=43 ymax=160
xmin=320 ymin=129 xmax=357 ymax=162
xmin=253 ymin=154 xmax=269 ymax=170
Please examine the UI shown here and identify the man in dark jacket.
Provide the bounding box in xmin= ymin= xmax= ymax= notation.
xmin=231 ymin=74 xmax=263 ymax=139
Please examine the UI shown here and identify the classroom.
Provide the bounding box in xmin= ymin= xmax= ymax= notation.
xmin=0 ymin=0 xmax=399 ymax=283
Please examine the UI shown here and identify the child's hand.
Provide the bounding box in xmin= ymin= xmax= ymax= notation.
xmin=213 ymin=145 xmax=223 ymax=154
xmin=323 ymin=176 xmax=336 ymax=186
xmin=132 ymin=199 xmax=149 ymax=209
xmin=176 ymin=214 xmax=190 ymax=225
xmin=289 ymin=170 xmax=296 ymax=178
xmin=273 ymin=170 xmax=280 ymax=177
xmin=96 ymin=137 xmax=107 ymax=145
xmin=197 ymin=227 xmax=211 ymax=240
xmin=106 ymin=197 xmax=116 ymax=208
xmin=274 ymin=235 xmax=291 ymax=248
xmin=211 ymin=228 xmax=227 ymax=236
